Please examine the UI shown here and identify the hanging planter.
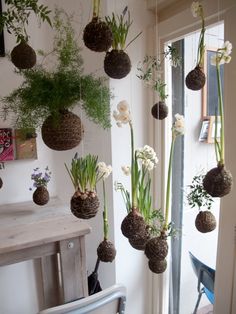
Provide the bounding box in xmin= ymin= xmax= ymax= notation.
xmin=128 ymin=228 xmax=150 ymax=251
xmin=145 ymin=235 xmax=168 ymax=261
xmin=30 ymin=167 xmax=51 ymax=206
xmin=97 ymin=240 xmax=116 ymax=263
xmin=185 ymin=2 xmax=206 ymax=90
xmin=195 ymin=211 xmax=216 ymax=233
xmin=71 ymin=190 xmax=99 ymax=219
xmin=33 ymin=186 xmax=49 ymax=206
xmin=83 ymin=0 xmax=113 ymax=52
xmin=2 ymin=10 xmax=112 ymax=150
xmin=203 ymin=164 xmax=232 ymax=197
xmin=151 ymin=102 xmax=169 ymax=120
xmin=41 ymin=110 xmax=83 ymax=151
xmin=104 ymin=7 xmax=142 ymax=79
xmin=148 ymin=259 xmax=167 ymax=274
xmin=0 ymin=0 xmax=51 ymax=69
xmin=121 ymin=210 xmax=147 ymax=239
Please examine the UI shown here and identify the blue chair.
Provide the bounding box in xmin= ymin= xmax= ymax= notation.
xmin=189 ymin=252 xmax=215 ymax=314
xmin=38 ymin=284 xmax=126 ymax=314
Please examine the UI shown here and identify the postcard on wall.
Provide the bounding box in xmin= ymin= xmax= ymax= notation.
xmin=0 ymin=128 xmax=14 ymax=161
xmin=15 ymin=129 xmax=37 ymax=160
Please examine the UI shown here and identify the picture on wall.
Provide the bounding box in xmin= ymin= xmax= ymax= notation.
xmin=15 ymin=129 xmax=37 ymax=160
xmin=0 ymin=128 xmax=14 ymax=161
xmin=0 ymin=0 xmax=5 ymax=57
xmin=199 ymin=119 xmax=210 ymax=142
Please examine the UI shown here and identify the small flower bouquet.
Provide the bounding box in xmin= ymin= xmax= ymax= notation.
xmin=187 ymin=174 xmax=216 ymax=233
xmin=96 ymin=162 xmax=116 ymax=263
xmin=114 ymin=101 xmax=158 ymax=251
xmin=30 ymin=167 xmax=51 ymax=206
xmin=185 ymin=1 xmax=206 ymax=90
xmin=104 ymin=7 xmax=142 ymax=79
xmin=203 ymin=41 xmax=233 ymax=197
xmin=65 ymin=154 xmax=101 ymax=219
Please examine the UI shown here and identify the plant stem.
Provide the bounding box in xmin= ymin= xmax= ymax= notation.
xmin=93 ymin=0 xmax=100 ymax=18
xmin=197 ymin=16 xmax=205 ymax=67
xmin=103 ymin=179 xmax=109 ymax=240
xmin=216 ymin=63 xmax=225 ymax=165
xmin=130 ymin=122 xmax=137 ymax=209
xmin=164 ymin=134 xmax=175 ymax=230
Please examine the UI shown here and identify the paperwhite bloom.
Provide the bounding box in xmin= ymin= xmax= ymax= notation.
xmin=97 ymin=162 xmax=112 ymax=179
xmin=222 ymin=41 xmax=232 ymax=56
xmin=210 ymin=54 xmax=225 ymax=66
xmin=211 ymin=41 xmax=233 ymax=66
xmin=117 ymin=100 xmax=129 ymax=113
xmin=191 ymin=1 xmax=202 ymax=18
xmin=173 ymin=114 xmax=185 ymax=136
xmin=136 ymin=145 xmax=158 ymax=170
xmin=121 ymin=166 xmax=131 ymax=176
xmin=113 ymin=110 xmax=131 ymax=126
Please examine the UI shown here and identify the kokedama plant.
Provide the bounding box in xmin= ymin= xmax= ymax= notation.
xmin=114 ymin=101 xmax=159 ymax=251
xmin=1 ymin=10 xmax=111 ymax=151
xmin=185 ymin=1 xmax=206 ymax=90
xmin=137 ymin=47 xmax=181 ymax=120
xmin=104 ymin=7 xmax=142 ymax=79
xmin=144 ymin=114 xmax=185 ymax=273
xmin=30 ymin=166 xmax=51 ymax=206
xmin=203 ymin=41 xmax=233 ymax=197
xmin=187 ymin=174 xmax=216 ymax=233
xmin=96 ymin=162 xmax=116 ymax=263
xmin=65 ymin=153 xmax=105 ymax=219
xmin=83 ymin=0 xmax=113 ymax=52
xmin=0 ymin=0 xmax=51 ymax=69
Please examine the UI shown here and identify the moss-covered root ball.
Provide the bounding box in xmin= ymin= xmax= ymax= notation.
xmin=203 ymin=164 xmax=233 ymax=197
xmin=11 ymin=42 xmax=36 ymax=70
xmin=97 ymin=240 xmax=116 ymax=262
xmin=104 ymin=50 xmax=131 ymax=79
xmin=148 ymin=259 xmax=167 ymax=274
xmin=145 ymin=236 xmax=168 ymax=261
xmin=185 ymin=65 xmax=206 ymax=90
xmin=121 ymin=211 xmax=147 ymax=239
xmin=151 ymin=102 xmax=168 ymax=120
xmin=195 ymin=211 xmax=217 ymax=233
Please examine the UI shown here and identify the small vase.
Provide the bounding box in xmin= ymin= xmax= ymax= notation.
xmin=151 ymin=102 xmax=168 ymax=120
xmin=145 ymin=235 xmax=168 ymax=261
xmin=148 ymin=258 xmax=167 ymax=274
xmin=121 ymin=209 xmax=147 ymax=239
xmin=185 ymin=65 xmax=206 ymax=90
xmin=97 ymin=240 xmax=116 ymax=263
xmin=83 ymin=17 xmax=113 ymax=52
xmin=104 ymin=50 xmax=131 ymax=79
xmin=71 ymin=190 xmax=100 ymax=219
xmin=203 ymin=164 xmax=233 ymax=197
xmin=11 ymin=42 xmax=36 ymax=70
xmin=41 ymin=110 xmax=83 ymax=151
xmin=195 ymin=211 xmax=217 ymax=233
xmin=33 ymin=186 xmax=49 ymax=206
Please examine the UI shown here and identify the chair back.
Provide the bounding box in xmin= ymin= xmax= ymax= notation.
xmin=189 ymin=252 xmax=215 ymax=293
xmin=38 ymin=284 xmax=126 ymax=314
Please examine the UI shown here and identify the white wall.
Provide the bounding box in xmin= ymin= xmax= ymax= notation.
xmin=179 ymin=23 xmax=223 ymax=314
xmin=0 ymin=1 xmax=155 ymax=314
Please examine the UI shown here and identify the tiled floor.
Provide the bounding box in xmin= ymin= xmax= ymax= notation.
xmin=197 ymin=304 xmax=213 ymax=314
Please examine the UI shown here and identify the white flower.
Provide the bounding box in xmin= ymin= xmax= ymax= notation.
xmin=224 ymin=55 xmax=231 ymax=63
xmin=121 ymin=166 xmax=131 ymax=176
xmin=191 ymin=1 xmax=202 ymax=18
xmin=117 ymin=100 xmax=129 ymax=113
xmin=173 ymin=114 xmax=185 ymax=136
xmin=136 ymin=145 xmax=158 ymax=170
xmin=222 ymin=41 xmax=232 ymax=56
xmin=97 ymin=162 xmax=112 ymax=179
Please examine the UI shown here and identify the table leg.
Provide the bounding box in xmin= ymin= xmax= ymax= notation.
xmin=40 ymin=254 xmax=60 ymax=308
xmin=59 ymin=236 xmax=88 ymax=303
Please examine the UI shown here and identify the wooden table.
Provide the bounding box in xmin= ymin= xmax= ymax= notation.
xmin=0 ymin=197 xmax=91 ymax=309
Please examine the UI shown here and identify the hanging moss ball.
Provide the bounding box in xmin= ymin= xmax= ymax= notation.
xmin=121 ymin=210 xmax=147 ymax=239
xmin=195 ymin=211 xmax=216 ymax=233
xmin=145 ymin=236 xmax=168 ymax=261
xmin=104 ymin=50 xmax=131 ymax=79
xmin=185 ymin=65 xmax=206 ymax=90
xmin=203 ymin=164 xmax=233 ymax=197
xmin=0 ymin=177 xmax=3 ymax=189
xmin=151 ymin=101 xmax=169 ymax=120
xmin=41 ymin=110 xmax=83 ymax=151
xmin=97 ymin=240 xmax=116 ymax=262
xmin=33 ymin=186 xmax=49 ymax=206
xmin=148 ymin=259 xmax=167 ymax=274
xmin=128 ymin=228 xmax=150 ymax=251
xmin=71 ymin=190 xmax=100 ymax=219
xmin=83 ymin=17 xmax=113 ymax=52
xmin=11 ymin=42 xmax=36 ymax=70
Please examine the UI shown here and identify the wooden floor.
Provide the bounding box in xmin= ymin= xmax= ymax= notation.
xmin=197 ymin=304 xmax=213 ymax=314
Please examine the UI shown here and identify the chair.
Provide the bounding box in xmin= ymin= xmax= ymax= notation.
xmin=38 ymin=284 xmax=126 ymax=314
xmin=189 ymin=252 xmax=215 ymax=314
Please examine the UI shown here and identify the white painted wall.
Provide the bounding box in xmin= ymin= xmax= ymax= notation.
xmin=180 ymin=23 xmax=223 ymax=314
xmin=0 ymin=1 xmax=155 ymax=314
